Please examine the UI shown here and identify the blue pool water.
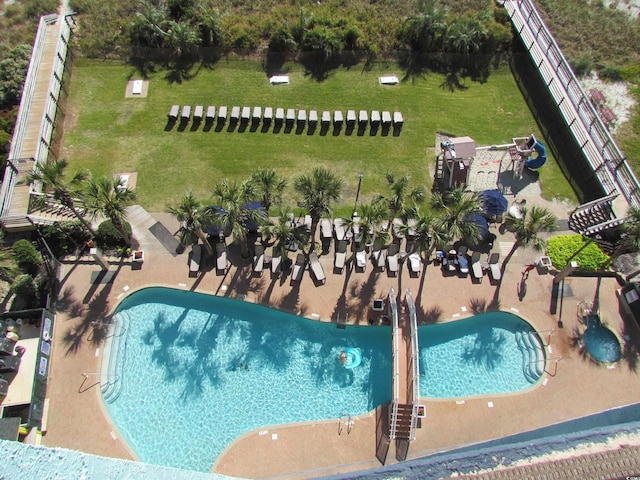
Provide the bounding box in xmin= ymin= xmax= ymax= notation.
xmin=419 ymin=312 xmax=541 ymax=398
xmin=104 ymin=289 xmax=542 ymax=472
xmin=104 ymin=287 xmax=392 ymax=472
xmin=584 ymin=325 xmax=621 ymax=363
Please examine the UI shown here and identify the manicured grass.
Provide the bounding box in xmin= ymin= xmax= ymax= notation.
xmin=61 ymin=59 xmax=576 ymax=213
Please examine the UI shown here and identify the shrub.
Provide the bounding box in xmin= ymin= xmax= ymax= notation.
xmin=10 ymin=274 xmax=38 ymax=310
xmin=96 ymin=220 xmax=132 ymax=248
xmin=12 ymin=239 xmax=42 ymax=274
xmin=40 ymin=221 xmax=91 ymax=258
xmin=547 ymin=235 xmax=609 ymax=271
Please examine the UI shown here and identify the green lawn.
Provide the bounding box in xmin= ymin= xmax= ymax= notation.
xmin=61 ymin=59 xmax=576 ymax=214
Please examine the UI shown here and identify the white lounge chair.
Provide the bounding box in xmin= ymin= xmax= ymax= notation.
xmin=372 ymin=246 xmax=386 ymax=270
xmin=253 ymin=244 xmax=264 ymax=274
xmin=356 ymin=249 xmax=367 ymax=272
xmin=408 ymin=253 xmax=421 ymax=275
xmin=291 ymin=253 xmax=306 ymax=283
xmin=309 ymin=252 xmax=326 ymax=284
xmin=216 ymin=242 xmax=227 ymax=274
xmin=471 ymin=251 xmax=483 ymax=282
xmin=387 ymin=244 xmax=399 ymax=276
xmin=489 ymin=253 xmax=501 ymax=281
xmin=334 ymin=218 xmax=347 ymax=241
xmin=270 ymin=247 xmax=282 ymax=277
xmin=335 ymin=240 xmax=347 ymax=271
xmin=189 ymin=244 xmax=201 ymax=277
xmin=169 ymin=105 xmax=179 ymax=120
xmin=321 ymin=219 xmax=332 ymax=240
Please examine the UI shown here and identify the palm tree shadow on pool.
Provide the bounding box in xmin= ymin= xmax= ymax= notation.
xmin=460 ymin=328 xmax=506 ymax=370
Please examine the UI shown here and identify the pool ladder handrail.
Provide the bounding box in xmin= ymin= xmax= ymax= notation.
xmin=544 ymin=356 xmax=563 ymax=377
xmin=531 ymin=328 xmax=555 ymax=346
xmin=338 ymin=413 xmax=353 ymax=435
xmin=79 ymin=372 xmax=121 ymax=393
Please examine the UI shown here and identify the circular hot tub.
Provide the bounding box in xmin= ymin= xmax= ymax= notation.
xmin=583 ymin=325 xmax=622 ymax=363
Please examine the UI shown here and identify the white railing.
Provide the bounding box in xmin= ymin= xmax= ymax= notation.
xmin=388 ymin=288 xmax=400 ymax=439
xmin=505 ymin=0 xmax=640 ymax=209
xmin=405 ymin=288 xmax=420 ymax=441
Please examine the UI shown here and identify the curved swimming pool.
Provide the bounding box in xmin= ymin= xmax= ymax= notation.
xmin=104 ymin=288 xmax=543 ymax=472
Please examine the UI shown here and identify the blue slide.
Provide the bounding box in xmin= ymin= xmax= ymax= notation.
xmin=525 ymin=141 xmax=547 ymax=169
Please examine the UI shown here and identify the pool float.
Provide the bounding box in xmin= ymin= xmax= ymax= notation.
xmin=343 ymin=348 xmax=362 ymax=369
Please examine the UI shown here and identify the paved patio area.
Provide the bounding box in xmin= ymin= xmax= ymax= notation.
xmin=40 ymin=194 xmax=640 ymax=479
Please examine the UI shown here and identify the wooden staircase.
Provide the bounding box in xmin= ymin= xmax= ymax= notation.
xmin=391 ymin=403 xmax=414 ymax=441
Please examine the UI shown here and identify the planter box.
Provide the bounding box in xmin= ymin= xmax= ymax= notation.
xmin=132 ymin=250 xmax=144 ymax=263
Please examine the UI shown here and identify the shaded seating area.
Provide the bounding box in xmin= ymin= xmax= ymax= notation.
xmin=309 ymin=252 xmax=326 ymax=284
xmin=189 ymin=244 xmax=201 ymax=277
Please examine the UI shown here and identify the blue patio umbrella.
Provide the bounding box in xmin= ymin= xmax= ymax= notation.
xmin=205 ymin=206 xmax=227 ymax=236
xmin=242 ymin=201 xmax=267 ymax=232
xmin=479 ymin=190 xmax=508 ymax=218
xmin=465 ymin=212 xmax=489 ymax=241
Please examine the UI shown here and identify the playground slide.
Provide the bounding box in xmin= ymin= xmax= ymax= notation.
xmin=525 ymin=141 xmax=547 ymax=169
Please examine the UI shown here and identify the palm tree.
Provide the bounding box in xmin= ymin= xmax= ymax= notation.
xmin=341 ymin=201 xmax=388 ymax=249
xmin=212 ymin=179 xmax=265 ymax=258
xmin=83 ymin=176 xmax=137 ymax=247
xmin=396 ymin=207 xmax=443 ymax=260
xmin=294 ymin=167 xmax=343 ymax=251
xmin=167 ymin=192 xmax=215 ymax=256
xmin=25 ymin=158 xmax=95 ymax=237
xmin=249 ymin=168 xmax=287 ymax=214
xmin=376 ymin=173 xmax=426 ymax=239
xmin=502 ymin=205 xmax=558 ymax=269
xmin=261 ymin=208 xmax=310 ymax=264
xmin=431 ymin=186 xmax=483 ymax=245
xmin=167 ymin=21 xmax=201 ymax=60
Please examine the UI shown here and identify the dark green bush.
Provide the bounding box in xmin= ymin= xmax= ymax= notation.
xmin=96 ymin=219 xmax=132 ymax=248
xmin=10 ymin=273 xmax=38 ymax=310
xmin=40 ymin=221 xmax=91 ymax=258
xmin=547 ymin=235 xmax=609 ymax=271
xmin=12 ymin=239 xmax=42 ymax=274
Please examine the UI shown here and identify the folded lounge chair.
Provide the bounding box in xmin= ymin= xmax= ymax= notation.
xmin=471 ymin=251 xmax=483 ymax=282
xmin=387 ymin=244 xmax=399 ymax=276
xmin=189 ymin=244 xmax=201 ymax=277
xmin=253 ymin=244 xmax=265 ymax=274
xmin=309 ymin=252 xmax=326 ymax=284
xmin=408 ymin=253 xmax=422 ymax=275
xmin=489 ymin=252 xmax=501 ymax=281
xmin=215 ymin=241 xmax=228 ymax=273
xmin=291 ymin=253 xmax=306 ymax=283
xmin=356 ymin=249 xmax=367 ymax=271
xmin=335 ymin=240 xmax=347 ymax=271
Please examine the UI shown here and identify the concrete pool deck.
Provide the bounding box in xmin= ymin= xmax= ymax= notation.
xmin=41 ymin=196 xmax=640 ymax=479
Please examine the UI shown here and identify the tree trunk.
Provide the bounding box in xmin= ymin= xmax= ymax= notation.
xmin=112 ymin=217 xmax=131 ymax=247
xmin=63 ymin=196 xmax=96 ymax=238
xmin=196 ymin=228 xmax=214 ymax=256
xmin=310 ymin=217 xmax=319 ymax=251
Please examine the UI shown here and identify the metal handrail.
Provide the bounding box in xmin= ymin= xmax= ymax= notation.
xmin=388 ymin=288 xmax=400 ymax=439
xmin=405 ymin=288 xmax=420 ymax=441
xmin=505 ymin=0 xmax=640 ymax=209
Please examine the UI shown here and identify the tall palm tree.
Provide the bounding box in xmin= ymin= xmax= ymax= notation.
xmin=376 ymin=173 xmax=426 ymax=239
xmin=212 ymin=179 xmax=265 ymax=258
xmin=340 ymin=201 xmax=388 ymax=249
xmin=249 ymin=168 xmax=287 ymax=214
xmin=261 ymin=208 xmax=310 ymax=264
xmin=25 ymin=158 xmax=95 ymax=237
xmin=396 ymin=207 xmax=444 ymax=260
xmin=167 ymin=21 xmax=201 ymax=60
xmin=294 ymin=167 xmax=343 ymax=251
xmin=83 ymin=176 xmax=136 ymax=247
xmin=431 ymin=186 xmax=483 ymax=245
xmin=167 ymin=191 xmax=215 ymax=256
xmin=502 ymin=205 xmax=558 ymax=269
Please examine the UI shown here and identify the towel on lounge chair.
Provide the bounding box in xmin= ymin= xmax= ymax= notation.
xmin=489 ymin=253 xmax=501 ymax=281
xmin=335 ymin=240 xmax=347 ymax=271
xmin=189 ymin=244 xmax=201 ymax=277
xmin=372 ymin=246 xmax=386 ymax=270
xmin=309 ymin=251 xmax=326 ymax=284
xmin=253 ymin=245 xmax=265 ymax=274
xmin=408 ymin=253 xmax=421 ymax=274
xmin=291 ymin=253 xmax=305 ymax=282
xmin=387 ymin=244 xmax=399 ymax=275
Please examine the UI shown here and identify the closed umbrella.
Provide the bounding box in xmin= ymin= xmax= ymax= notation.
xmin=479 ymin=190 xmax=508 ymax=218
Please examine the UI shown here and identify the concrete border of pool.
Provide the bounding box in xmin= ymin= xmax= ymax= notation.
xmin=41 ymin=199 xmax=640 ymax=479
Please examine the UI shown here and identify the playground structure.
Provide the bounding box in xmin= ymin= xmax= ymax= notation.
xmin=435 ymin=133 xmax=547 ymax=193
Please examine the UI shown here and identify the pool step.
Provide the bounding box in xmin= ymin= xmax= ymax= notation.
xmin=515 ymin=329 xmax=545 ymax=383
xmin=390 ymin=403 xmax=413 ymax=440
xmin=101 ymin=312 xmax=128 ymax=404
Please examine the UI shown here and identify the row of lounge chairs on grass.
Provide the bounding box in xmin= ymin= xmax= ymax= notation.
xmin=168 ymin=105 xmax=403 ymax=131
